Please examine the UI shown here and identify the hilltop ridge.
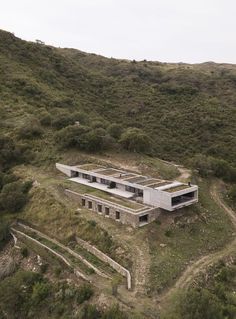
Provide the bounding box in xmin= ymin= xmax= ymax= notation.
xmin=1 ymin=28 xmax=236 ymax=167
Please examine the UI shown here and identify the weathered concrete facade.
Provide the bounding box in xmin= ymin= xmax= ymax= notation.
xmin=57 ymin=162 xmax=199 ymax=227
xmin=56 ymin=163 xmax=198 ymax=211
xmin=65 ymin=189 xmax=160 ymax=228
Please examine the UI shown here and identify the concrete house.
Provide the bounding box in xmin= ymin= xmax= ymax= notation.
xmin=56 ymin=163 xmax=198 ymax=228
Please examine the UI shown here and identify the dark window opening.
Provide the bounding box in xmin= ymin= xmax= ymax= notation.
xmin=82 ymin=173 xmax=90 ymax=180
xmin=92 ymin=176 xmax=97 ymax=182
xmin=138 ymin=190 xmax=143 ymax=197
xmin=88 ymin=201 xmax=92 ymax=209
xmin=109 ymin=181 xmax=116 ymax=189
xmin=71 ymin=171 xmax=79 ymax=177
xmin=105 ymin=207 xmax=110 ymax=216
xmin=125 ymin=186 xmax=136 ymax=193
xmin=98 ymin=204 xmax=102 ymax=213
xmin=139 ymin=214 xmax=148 ymax=224
xmin=101 ymin=178 xmax=110 ymax=185
xmin=172 ymin=191 xmax=195 ymax=206
xmin=82 ymin=199 xmax=86 ymax=206
xmin=116 ymin=211 xmax=120 ymax=220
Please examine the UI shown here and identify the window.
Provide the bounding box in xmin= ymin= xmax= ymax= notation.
xmin=98 ymin=204 xmax=102 ymax=213
xmin=172 ymin=192 xmax=195 ymax=206
xmin=116 ymin=211 xmax=120 ymax=220
xmin=105 ymin=207 xmax=110 ymax=216
xmin=125 ymin=186 xmax=136 ymax=193
xmin=82 ymin=173 xmax=90 ymax=179
xmin=82 ymin=199 xmax=86 ymax=207
xmin=88 ymin=201 xmax=92 ymax=209
xmin=101 ymin=178 xmax=110 ymax=185
xmin=139 ymin=214 xmax=148 ymax=224
xmin=71 ymin=171 xmax=79 ymax=177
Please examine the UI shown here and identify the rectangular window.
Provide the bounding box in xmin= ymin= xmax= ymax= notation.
xmin=101 ymin=178 xmax=110 ymax=185
xmin=82 ymin=199 xmax=86 ymax=207
xmin=172 ymin=192 xmax=195 ymax=206
xmin=88 ymin=201 xmax=92 ymax=209
xmin=82 ymin=173 xmax=90 ymax=179
xmin=105 ymin=207 xmax=110 ymax=216
xmin=98 ymin=204 xmax=102 ymax=213
xmin=139 ymin=214 xmax=148 ymax=224
xmin=125 ymin=186 xmax=136 ymax=193
xmin=116 ymin=211 xmax=120 ymax=220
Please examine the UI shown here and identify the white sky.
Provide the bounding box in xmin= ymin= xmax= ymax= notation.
xmin=1 ymin=0 xmax=236 ymax=63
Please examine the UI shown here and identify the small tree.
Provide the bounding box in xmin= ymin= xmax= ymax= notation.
xmin=119 ymin=128 xmax=151 ymax=153
xmin=108 ymin=123 xmax=123 ymax=139
xmin=0 ymin=181 xmax=28 ymax=213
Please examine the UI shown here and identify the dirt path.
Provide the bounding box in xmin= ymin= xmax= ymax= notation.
xmin=177 ymin=166 xmax=191 ymax=181
xmin=160 ymin=180 xmax=236 ymax=303
xmin=211 ymin=181 xmax=236 ymax=227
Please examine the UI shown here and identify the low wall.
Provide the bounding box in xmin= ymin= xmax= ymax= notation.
xmin=76 ymin=236 xmax=132 ymax=290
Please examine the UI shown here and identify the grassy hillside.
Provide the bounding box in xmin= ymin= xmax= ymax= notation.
xmin=1 ymin=29 xmax=236 ymax=167
xmin=1 ymin=29 xmax=236 ymax=318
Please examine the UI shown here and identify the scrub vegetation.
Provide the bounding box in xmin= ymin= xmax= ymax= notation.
xmin=1 ymin=29 xmax=236 ymax=318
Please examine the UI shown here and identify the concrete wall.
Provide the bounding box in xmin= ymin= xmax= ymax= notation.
xmin=56 ymin=163 xmax=72 ymax=177
xmin=144 ymin=187 xmax=198 ymax=211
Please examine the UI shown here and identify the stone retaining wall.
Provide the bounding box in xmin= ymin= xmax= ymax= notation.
xmin=65 ymin=189 xmax=160 ymax=228
xmin=76 ymin=236 xmax=132 ymax=290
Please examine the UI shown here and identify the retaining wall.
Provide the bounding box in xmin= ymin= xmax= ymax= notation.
xmin=76 ymin=236 xmax=132 ymax=290
xmin=65 ymin=189 xmax=160 ymax=228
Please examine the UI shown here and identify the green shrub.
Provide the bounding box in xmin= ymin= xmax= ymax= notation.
xmin=0 ymin=182 xmax=27 ymax=213
xmin=51 ymin=112 xmax=74 ymax=129
xmin=21 ymin=246 xmax=29 ymax=258
xmin=0 ymin=181 xmax=29 ymax=213
xmin=18 ymin=119 xmax=43 ymax=139
xmin=76 ymin=284 xmax=93 ymax=304
xmin=31 ymin=281 xmax=50 ymax=305
xmin=119 ymin=128 xmax=151 ymax=153
xmin=108 ymin=123 xmax=123 ymax=139
xmin=55 ymin=125 xmax=89 ymax=149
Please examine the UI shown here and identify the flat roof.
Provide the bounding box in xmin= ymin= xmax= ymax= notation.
xmin=57 ymin=163 xmax=197 ymax=195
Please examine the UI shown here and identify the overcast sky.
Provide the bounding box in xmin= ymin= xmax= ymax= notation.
xmin=1 ymin=0 xmax=236 ymax=63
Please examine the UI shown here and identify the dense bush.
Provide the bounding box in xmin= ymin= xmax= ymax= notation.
xmin=18 ymin=119 xmax=43 ymax=139
xmin=108 ymin=123 xmax=123 ymax=139
xmin=0 ymin=180 xmax=31 ymax=213
xmin=51 ymin=112 xmax=75 ymax=129
xmin=0 ymin=270 xmax=43 ymax=318
xmin=119 ymin=128 xmax=151 ymax=153
xmin=2 ymin=29 xmax=236 ymax=167
xmin=162 ymin=263 xmax=236 ymax=319
xmin=76 ymin=284 xmax=93 ymax=304
xmin=0 ymin=136 xmax=31 ymax=170
xmin=191 ymin=154 xmax=236 ymax=182
xmin=55 ymin=125 xmax=115 ymax=152
xmin=55 ymin=124 xmax=90 ymax=148
xmin=0 ymin=270 xmax=96 ymax=319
